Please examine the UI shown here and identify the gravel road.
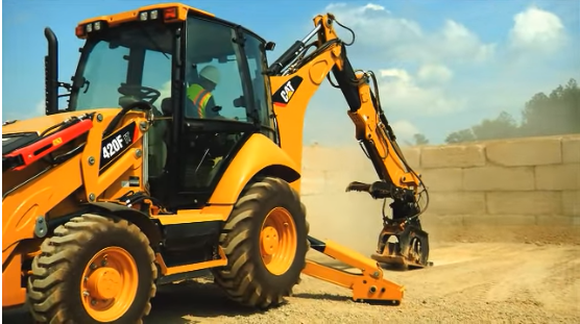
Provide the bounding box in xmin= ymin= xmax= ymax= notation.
xmin=6 ymin=239 xmax=578 ymax=324
xmin=144 ymin=241 xmax=580 ymax=324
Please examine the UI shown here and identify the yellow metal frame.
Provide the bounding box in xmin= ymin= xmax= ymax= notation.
xmin=152 ymin=205 xmax=232 ymax=225
xmin=303 ymin=238 xmax=404 ymax=303
xmin=76 ymin=2 xmax=213 ymax=33
xmin=155 ymin=246 xmax=227 ymax=276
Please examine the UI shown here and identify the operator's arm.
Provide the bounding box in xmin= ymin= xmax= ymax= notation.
xmin=204 ymin=96 xmax=222 ymax=119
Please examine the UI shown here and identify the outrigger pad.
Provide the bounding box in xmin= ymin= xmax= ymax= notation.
xmin=302 ymin=236 xmax=405 ymax=305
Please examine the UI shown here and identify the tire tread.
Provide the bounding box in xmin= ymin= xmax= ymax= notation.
xmin=212 ymin=176 xmax=310 ymax=309
xmin=27 ymin=213 xmax=157 ymax=323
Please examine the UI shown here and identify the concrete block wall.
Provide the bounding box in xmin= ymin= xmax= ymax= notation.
xmin=300 ymin=134 xmax=580 ymax=231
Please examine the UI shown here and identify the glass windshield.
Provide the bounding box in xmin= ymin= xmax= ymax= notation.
xmin=185 ymin=17 xmax=252 ymax=122
xmin=70 ymin=22 xmax=176 ymax=111
xmin=244 ymin=32 xmax=275 ymax=130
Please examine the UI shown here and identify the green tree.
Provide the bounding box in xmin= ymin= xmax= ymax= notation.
xmin=471 ymin=111 xmax=519 ymax=141
xmin=445 ymin=128 xmax=476 ymax=144
xmin=445 ymin=111 xmax=523 ymax=144
xmin=445 ymin=78 xmax=579 ymax=144
xmin=519 ymin=78 xmax=580 ymax=136
xmin=413 ymin=133 xmax=430 ymax=145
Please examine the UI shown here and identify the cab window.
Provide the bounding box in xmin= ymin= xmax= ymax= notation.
xmin=243 ymin=32 xmax=276 ymax=138
xmin=184 ymin=17 xmax=248 ymax=121
xmin=72 ymin=22 xmax=175 ymax=112
xmin=142 ymin=50 xmax=172 ymax=106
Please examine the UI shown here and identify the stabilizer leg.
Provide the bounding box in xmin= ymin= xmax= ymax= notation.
xmin=301 ymin=236 xmax=404 ymax=305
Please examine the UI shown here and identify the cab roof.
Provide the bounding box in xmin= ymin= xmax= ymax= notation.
xmin=76 ymin=2 xmax=213 ymax=29
xmin=74 ymin=2 xmax=268 ymax=49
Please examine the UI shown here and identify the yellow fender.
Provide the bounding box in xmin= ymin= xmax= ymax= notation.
xmin=208 ymin=133 xmax=301 ymax=206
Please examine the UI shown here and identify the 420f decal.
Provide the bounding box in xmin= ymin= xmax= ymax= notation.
xmin=100 ymin=121 xmax=137 ymax=169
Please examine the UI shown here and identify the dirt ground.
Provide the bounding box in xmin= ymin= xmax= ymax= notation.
xmin=145 ymin=239 xmax=580 ymax=324
xmin=5 ymin=229 xmax=579 ymax=324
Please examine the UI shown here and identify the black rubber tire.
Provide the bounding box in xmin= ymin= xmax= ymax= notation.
xmin=26 ymin=213 xmax=158 ymax=324
xmin=212 ymin=176 xmax=310 ymax=309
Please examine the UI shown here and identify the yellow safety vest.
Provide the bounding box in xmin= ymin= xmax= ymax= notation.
xmin=187 ymin=84 xmax=212 ymax=117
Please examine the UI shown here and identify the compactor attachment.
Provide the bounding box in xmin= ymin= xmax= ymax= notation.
xmin=345 ymin=181 xmax=433 ymax=270
xmin=371 ymin=224 xmax=433 ymax=269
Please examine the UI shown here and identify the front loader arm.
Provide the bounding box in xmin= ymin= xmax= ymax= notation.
xmin=1 ymin=103 xmax=154 ymax=256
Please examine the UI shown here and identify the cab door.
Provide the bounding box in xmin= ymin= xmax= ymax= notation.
xmin=164 ymin=14 xmax=258 ymax=210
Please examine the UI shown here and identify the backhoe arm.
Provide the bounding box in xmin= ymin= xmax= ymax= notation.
xmin=267 ymin=13 xmax=428 ymax=215
xmin=266 ymin=13 xmax=432 ymax=303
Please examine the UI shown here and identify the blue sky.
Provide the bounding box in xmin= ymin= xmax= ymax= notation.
xmin=3 ymin=0 xmax=579 ymax=145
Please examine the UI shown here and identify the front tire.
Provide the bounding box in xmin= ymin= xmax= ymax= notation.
xmin=212 ymin=176 xmax=309 ymax=309
xmin=27 ymin=213 xmax=158 ymax=323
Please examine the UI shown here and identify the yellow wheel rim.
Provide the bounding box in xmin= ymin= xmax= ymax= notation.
xmin=260 ymin=207 xmax=297 ymax=275
xmin=80 ymin=247 xmax=139 ymax=322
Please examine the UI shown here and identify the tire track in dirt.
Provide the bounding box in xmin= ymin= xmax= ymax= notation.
xmin=483 ymin=245 xmax=580 ymax=314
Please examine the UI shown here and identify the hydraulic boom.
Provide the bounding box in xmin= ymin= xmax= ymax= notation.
xmin=267 ymin=14 xmax=432 ymax=271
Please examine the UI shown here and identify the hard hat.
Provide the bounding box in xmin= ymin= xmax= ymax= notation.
xmin=200 ymin=65 xmax=220 ymax=85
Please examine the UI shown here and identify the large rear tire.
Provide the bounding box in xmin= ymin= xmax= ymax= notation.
xmin=27 ymin=214 xmax=158 ymax=323
xmin=212 ymin=176 xmax=309 ymax=309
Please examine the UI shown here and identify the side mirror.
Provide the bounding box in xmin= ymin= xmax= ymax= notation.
xmin=233 ymin=96 xmax=246 ymax=108
xmin=265 ymin=41 xmax=276 ymax=51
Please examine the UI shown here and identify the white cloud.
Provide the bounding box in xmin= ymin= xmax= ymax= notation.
xmin=158 ymin=81 xmax=172 ymax=102
xmin=509 ymin=5 xmax=566 ymax=53
xmin=435 ymin=20 xmax=496 ymax=63
xmin=378 ymin=68 xmax=464 ymax=116
xmin=35 ymin=100 xmax=45 ymax=116
xmin=391 ymin=119 xmax=420 ymax=142
xmin=324 ymin=2 xmax=495 ymax=64
xmin=380 ymin=69 xmax=412 ymax=82
xmin=3 ymin=100 xmax=45 ymax=121
xmin=417 ymin=64 xmax=453 ymax=83
xmin=362 ymin=3 xmax=386 ymax=12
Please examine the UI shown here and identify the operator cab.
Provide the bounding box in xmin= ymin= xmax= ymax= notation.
xmin=58 ymin=7 xmax=279 ymax=210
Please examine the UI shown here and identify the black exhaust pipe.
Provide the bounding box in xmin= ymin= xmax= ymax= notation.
xmin=44 ymin=27 xmax=59 ymax=115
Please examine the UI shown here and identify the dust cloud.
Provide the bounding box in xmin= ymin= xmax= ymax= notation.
xmin=303 ymin=193 xmax=386 ymax=257
xmin=300 ymin=144 xmax=400 ymax=257
xmin=299 ymin=140 xmax=580 ymax=255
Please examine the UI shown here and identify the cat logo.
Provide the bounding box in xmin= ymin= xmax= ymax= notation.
xmin=280 ymin=81 xmax=295 ymax=103
xmin=122 ymin=131 xmax=132 ymax=145
xmin=273 ymin=75 xmax=303 ymax=107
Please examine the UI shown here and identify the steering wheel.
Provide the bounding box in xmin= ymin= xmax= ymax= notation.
xmin=118 ymin=84 xmax=162 ymax=105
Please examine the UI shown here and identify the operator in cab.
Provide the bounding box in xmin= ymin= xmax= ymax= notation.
xmin=186 ymin=65 xmax=222 ymax=119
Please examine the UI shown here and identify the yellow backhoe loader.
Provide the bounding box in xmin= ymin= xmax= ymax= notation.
xmin=2 ymin=3 xmax=431 ymax=323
